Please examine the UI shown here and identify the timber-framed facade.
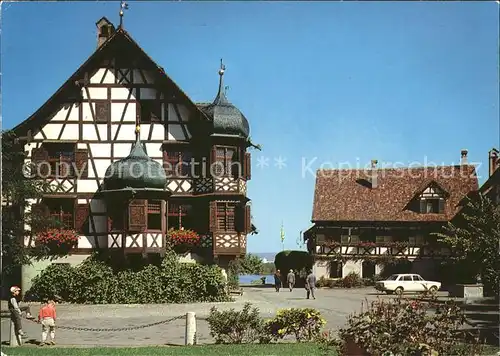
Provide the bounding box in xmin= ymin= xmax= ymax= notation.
xmin=11 ymin=17 xmax=257 ymax=273
xmin=303 ymin=151 xmax=479 ymax=280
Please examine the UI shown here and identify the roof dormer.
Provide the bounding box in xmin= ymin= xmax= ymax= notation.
xmin=406 ymin=180 xmax=449 ymax=214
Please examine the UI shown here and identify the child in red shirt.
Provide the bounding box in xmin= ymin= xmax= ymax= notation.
xmin=38 ymin=299 xmax=56 ymax=346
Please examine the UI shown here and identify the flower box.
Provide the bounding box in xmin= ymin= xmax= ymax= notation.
xmin=36 ymin=228 xmax=79 ymax=253
xmin=167 ymin=228 xmax=200 ymax=252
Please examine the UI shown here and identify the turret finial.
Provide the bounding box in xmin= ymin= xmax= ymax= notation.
xmin=119 ymin=0 xmax=129 ymax=29
xmin=213 ymin=58 xmax=228 ymax=105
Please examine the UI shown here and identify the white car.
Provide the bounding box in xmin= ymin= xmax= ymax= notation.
xmin=375 ymin=273 xmax=441 ymax=295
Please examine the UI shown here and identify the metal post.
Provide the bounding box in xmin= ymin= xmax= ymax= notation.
xmin=10 ymin=320 xmax=21 ymax=346
xmin=185 ymin=312 xmax=196 ymax=345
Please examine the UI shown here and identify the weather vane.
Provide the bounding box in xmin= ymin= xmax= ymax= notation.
xmin=119 ymin=0 xmax=129 ymax=28
xmin=219 ymin=58 xmax=225 ymax=76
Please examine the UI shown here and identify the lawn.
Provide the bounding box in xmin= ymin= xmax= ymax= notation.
xmin=0 ymin=344 xmax=330 ymax=356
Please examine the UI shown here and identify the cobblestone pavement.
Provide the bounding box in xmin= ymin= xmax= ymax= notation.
xmin=1 ymin=287 xmax=443 ymax=347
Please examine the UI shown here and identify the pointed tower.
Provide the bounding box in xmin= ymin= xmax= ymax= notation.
xmin=199 ymin=60 xmax=250 ymax=138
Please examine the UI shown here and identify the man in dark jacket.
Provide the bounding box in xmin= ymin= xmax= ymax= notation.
xmin=287 ymin=269 xmax=296 ymax=292
xmin=305 ymin=271 xmax=317 ymax=299
xmin=274 ymin=270 xmax=282 ymax=292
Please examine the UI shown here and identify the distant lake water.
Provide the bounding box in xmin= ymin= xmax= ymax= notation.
xmin=239 ymin=274 xmax=274 ymax=285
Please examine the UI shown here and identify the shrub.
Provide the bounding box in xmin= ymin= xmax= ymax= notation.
xmin=337 ymin=296 xmax=482 ymax=356
xmin=206 ymin=302 xmax=265 ymax=344
xmin=27 ymin=251 xmax=229 ymax=304
xmin=265 ymin=308 xmax=326 ymax=342
xmin=339 ymin=272 xmax=363 ymax=288
xmin=316 ymin=276 xmax=335 ymax=288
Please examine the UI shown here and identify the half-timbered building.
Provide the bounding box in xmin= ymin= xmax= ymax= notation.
xmin=479 ymin=148 xmax=500 ymax=204
xmin=303 ymin=151 xmax=478 ymax=280
xmin=11 ymin=17 xmax=256 ymax=289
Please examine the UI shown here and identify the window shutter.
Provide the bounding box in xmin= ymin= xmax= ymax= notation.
xmin=235 ymin=204 xmax=244 ymax=232
xmin=419 ymin=200 xmax=426 ymax=213
xmin=30 ymin=203 xmax=49 ymax=231
xmin=128 ymin=199 xmax=147 ymax=231
xmin=209 ymin=201 xmax=217 ymax=232
xmin=74 ymin=149 xmax=89 ymax=178
xmin=244 ymin=204 xmax=252 ymax=234
xmin=31 ymin=147 xmax=49 ymax=177
xmin=74 ymin=204 xmax=90 ymax=233
xmin=438 ymin=199 xmax=445 ymax=214
xmin=244 ymin=152 xmax=251 ymax=180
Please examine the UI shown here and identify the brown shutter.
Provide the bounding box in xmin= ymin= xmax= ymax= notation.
xmin=75 ymin=149 xmax=89 ymax=178
xmin=235 ymin=204 xmax=245 ymax=232
xmin=244 ymin=152 xmax=251 ymax=180
xmin=438 ymin=199 xmax=445 ymax=214
xmin=31 ymin=203 xmax=49 ymax=231
xmin=128 ymin=199 xmax=147 ymax=231
xmin=74 ymin=204 xmax=90 ymax=233
xmin=31 ymin=147 xmax=49 ymax=177
xmin=209 ymin=201 xmax=217 ymax=232
xmin=244 ymin=204 xmax=252 ymax=234
xmin=211 ymin=146 xmax=217 ymax=166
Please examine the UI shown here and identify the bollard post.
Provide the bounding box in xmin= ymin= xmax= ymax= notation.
xmin=9 ymin=320 xmax=21 ymax=347
xmin=185 ymin=312 xmax=196 ymax=346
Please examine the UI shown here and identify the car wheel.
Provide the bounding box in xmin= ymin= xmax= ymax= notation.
xmin=394 ymin=287 xmax=404 ymax=296
xmin=429 ymin=286 xmax=438 ymax=294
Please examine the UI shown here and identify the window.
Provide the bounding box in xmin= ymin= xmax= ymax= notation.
xmin=164 ymin=150 xmax=192 ymax=177
xmin=216 ymin=202 xmax=236 ymax=231
xmin=147 ymin=200 xmax=161 ymax=230
xmin=426 ymin=199 xmax=439 ymax=213
xmin=214 ymin=147 xmax=239 ymax=177
xmin=44 ymin=143 xmax=76 ymax=177
xmin=168 ymin=203 xmax=193 ymax=230
xmin=108 ymin=203 xmax=125 ymax=231
xmin=329 ymin=261 xmax=342 ymax=278
xmin=44 ymin=198 xmax=74 ymax=228
xmin=376 ymin=235 xmax=393 ymax=243
xmin=402 ymin=276 xmax=412 ymax=281
xmin=412 ymin=275 xmax=424 ymax=281
xmin=139 ymin=100 xmax=161 ymax=123
xmin=95 ymin=102 xmax=110 ymax=123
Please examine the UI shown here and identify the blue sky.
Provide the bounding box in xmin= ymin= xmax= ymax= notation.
xmin=2 ymin=2 xmax=499 ymax=253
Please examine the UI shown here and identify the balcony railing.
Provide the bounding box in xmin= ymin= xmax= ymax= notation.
xmin=193 ymin=177 xmax=247 ymax=195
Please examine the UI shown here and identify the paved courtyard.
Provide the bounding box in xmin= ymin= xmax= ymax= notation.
xmin=0 ymin=287 xmax=438 ymax=347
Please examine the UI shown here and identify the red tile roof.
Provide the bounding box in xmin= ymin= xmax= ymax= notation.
xmin=312 ymin=165 xmax=478 ymax=222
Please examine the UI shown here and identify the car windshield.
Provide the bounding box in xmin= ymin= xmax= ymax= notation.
xmin=413 ymin=275 xmax=423 ymax=281
xmin=387 ymin=274 xmax=399 ymax=280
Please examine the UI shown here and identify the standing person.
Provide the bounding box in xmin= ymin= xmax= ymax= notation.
xmin=305 ymin=270 xmax=317 ymax=299
xmin=38 ymin=298 xmax=57 ymax=346
xmin=274 ymin=269 xmax=282 ymax=292
xmin=8 ymin=286 xmax=34 ymax=338
xmin=287 ymin=269 xmax=296 ymax=291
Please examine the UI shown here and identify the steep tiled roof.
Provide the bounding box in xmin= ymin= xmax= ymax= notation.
xmin=312 ymin=165 xmax=478 ymax=222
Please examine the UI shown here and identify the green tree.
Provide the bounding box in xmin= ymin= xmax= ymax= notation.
xmin=436 ymin=193 xmax=500 ymax=297
xmin=239 ymin=254 xmax=263 ymax=275
xmin=1 ymin=131 xmax=54 ymax=276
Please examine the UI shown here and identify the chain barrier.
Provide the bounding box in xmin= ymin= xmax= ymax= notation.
xmin=26 ymin=315 xmax=185 ymax=332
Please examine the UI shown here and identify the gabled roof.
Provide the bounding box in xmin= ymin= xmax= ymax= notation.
xmin=312 ymin=165 xmax=478 ymax=222
xmin=412 ymin=179 xmax=450 ymax=199
xmin=13 ymin=27 xmax=209 ymax=135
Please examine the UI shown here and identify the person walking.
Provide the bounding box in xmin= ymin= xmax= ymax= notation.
xmin=287 ymin=269 xmax=296 ymax=291
xmin=8 ymin=286 xmax=34 ymax=338
xmin=305 ymin=270 xmax=317 ymax=299
xmin=274 ymin=270 xmax=282 ymax=292
xmin=38 ymin=298 xmax=57 ymax=346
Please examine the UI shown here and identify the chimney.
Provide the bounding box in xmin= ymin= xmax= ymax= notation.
xmin=371 ymin=159 xmax=378 ymax=188
xmin=96 ymin=17 xmax=116 ymax=48
xmin=460 ymin=149 xmax=468 ymax=165
xmin=489 ymin=148 xmax=499 ymax=177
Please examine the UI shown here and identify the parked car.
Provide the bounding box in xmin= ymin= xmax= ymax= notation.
xmin=374 ymin=274 xmax=441 ymax=295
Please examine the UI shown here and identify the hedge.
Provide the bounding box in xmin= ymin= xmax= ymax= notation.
xmin=26 ymin=250 xmax=230 ymax=304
